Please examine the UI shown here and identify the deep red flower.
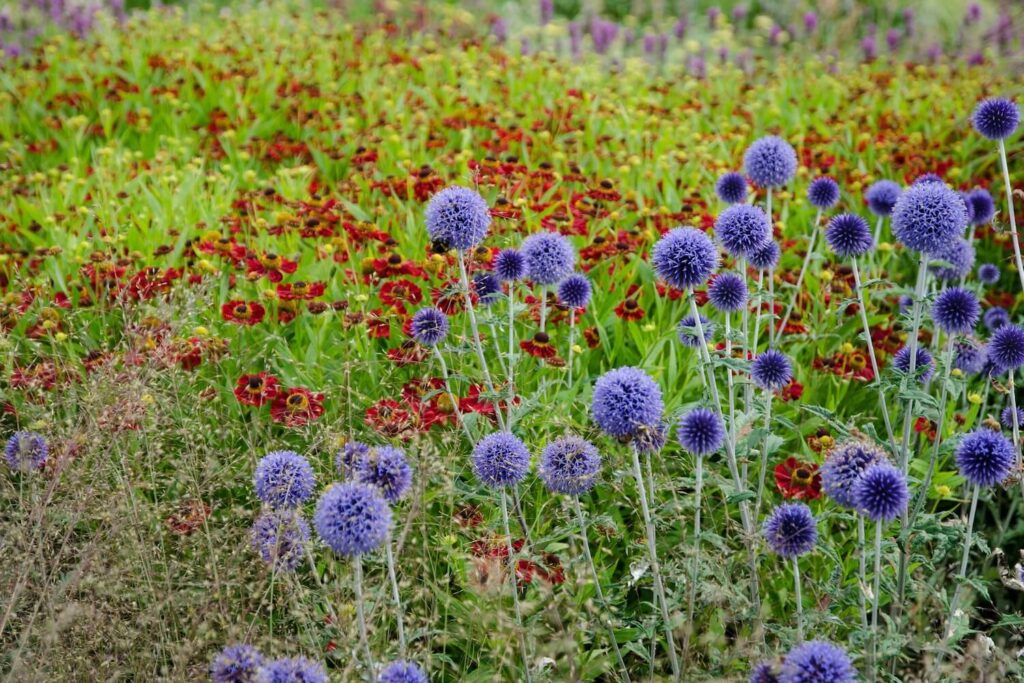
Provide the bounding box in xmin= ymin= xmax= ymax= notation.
xmin=270 ymin=387 xmax=325 ymax=427
xmin=774 ymin=457 xmax=822 ymax=500
xmin=364 ymin=398 xmax=418 ymax=438
xmin=614 ymin=298 xmax=645 ymax=321
xmin=246 ymin=253 xmax=298 ymax=282
xmin=221 ymin=300 xmax=265 ymax=325
xmin=380 ymin=279 xmax=423 ymax=309
xmin=520 ymin=332 xmax=558 ymax=359
xmin=276 ymin=281 xmax=326 ymax=301
xmin=234 ymin=373 xmax=280 ymax=406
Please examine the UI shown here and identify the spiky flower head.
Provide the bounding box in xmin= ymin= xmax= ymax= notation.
xmin=211 ymin=644 xmax=264 ymax=683
xmin=494 ymin=248 xmax=526 ymax=282
xmin=972 ymin=97 xmax=1020 ymax=140
xmin=715 ymin=205 xmax=772 ymax=258
xmin=854 ymin=462 xmax=908 ymax=522
xmin=807 ymin=176 xmax=840 ymax=209
xmin=743 ymin=135 xmax=798 ymax=188
xmin=336 ymin=441 xmax=370 ymax=478
xmin=425 ymin=186 xmax=491 ymax=252
xmin=250 ymin=510 xmax=310 ymax=572
xmin=751 ymin=349 xmax=792 ymax=391
xmin=677 ymin=314 xmax=715 ymax=348
xmin=890 ymin=182 xmax=968 ymax=257
xmin=652 ymin=226 xmax=719 ymax=289
xmin=538 ymin=435 xmax=602 ymax=495
xmin=716 ymin=171 xmax=748 ymax=204
xmin=521 ymin=231 xmax=575 ymax=285
xmin=473 ymin=273 xmax=502 ymax=306
xmin=954 ymin=341 xmax=987 ymax=375
xmin=254 ymin=451 xmax=316 ymax=510
xmin=928 ymin=238 xmax=975 ymax=282
xmin=1001 ymin=405 xmax=1024 ymax=430
xmin=708 ymin=272 xmax=748 ymax=313
xmin=965 ymin=188 xmax=996 ymax=225
xmin=864 ymin=180 xmax=901 ymax=217
xmin=762 ymin=502 xmax=817 ymax=558
xmin=4 ymin=431 xmax=48 ymax=472
xmin=472 ymin=432 xmax=531 ymax=488
xmin=978 ymin=262 xmax=1000 ymax=285
xmin=380 ymin=660 xmax=429 ymax=683
xmin=592 ymin=366 xmax=664 ymax=440
xmin=989 ymin=324 xmax=1024 ymax=372
xmin=677 ymin=408 xmax=725 ymax=456
xmin=557 ymin=273 xmax=592 ymax=309
xmin=749 ymin=661 xmax=780 ymax=683
xmin=748 ymin=240 xmax=781 ymax=271
xmin=821 ymin=441 xmax=888 ymax=509
xmin=932 ymin=287 xmax=980 ymax=335
xmin=779 ymin=641 xmax=856 ymax=683
xmin=984 ymin=306 xmax=1010 ymax=331
xmin=410 ymin=307 xmax=449 ymax=347
xmin=893 ymin=346 xmax=934 ymax=383
xmin=824 ymin=213 xmax=873 ymax=258
xmin=955 ymin=428 xmax=1015 ymax=487
xmin=355 ymin=445 xmax=413 ymax=503
xmin=254 ymin=657 xmax=326 ymax=683
xmin=313 ymin=482 xmax=391 ymax=557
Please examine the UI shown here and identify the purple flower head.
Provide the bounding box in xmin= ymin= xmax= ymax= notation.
xmin=491 ymin=18 xmax=507 ymax=42
xmin=956 ymin=429 xmax=1014 ymax=487
xmin=355 ymin=446 xmax=412 ymax=503
xmin=751 ymin=349 xmax=792 ymax=391
xmin=652 ymin=226 xmax=719 ymax=289
xmin=426 ymin=186 xmax=491 ymax=252
xmin=954 ymin=341 xmax=987 ymax=375
xmin=336 ymin=441 xmax=370 ymax=478
xmin=989 ymin=324 xmax=1024 ymax=372
xmin=965 ymin=188 xmax=995 ymax=225
xmin=314 ymin=482 xmax=391 ymax=557
xmin=928 ymin=238 xmax=974 ymax=282
xmin=716 ymin=205 xmax=772 ymax=258
xmin=973 ymin=98 xmax=1020 ymax=140
xmin=743 ymin=136 xmax=797 ymax=189
xmin=854 ymin=462 xmax=908 ymax=522
xmin=521 ymin=231 xmax=575 ymax=285
xmin=255 ymin=657 xmax=326 ymax=683
xmin=803 ymin=12 xmax=818 ymax=34
xmin=978 ymin=262 xmax=1000 ymax=285
xmin=966 ymin=3 xmax=981 ymax=24
xmin=473 ymin=432 xmax=531 ymax=488
xmin=821 ymin=441 xmax=888 ymax=509
xmin=1001 ymin=405 xmax=1024 ymax=430
xmin=716 ymin=172 xmax=748 ymax=205
xmin=932 ymin=287 xmax=980 ymax=335
xmin=633 ymin=421 xmax=668 ymax=455
xmin=250 ymin=510 xmax=310 ymax=572
xmin=473 ymin=273 xmax=502 ymax=306
xmin=750 ymin=661 xmax=780 ymax=683
xmin=494 ymin=249 xmax=526 ymax=282
xmin=861 ymin=34 xmax=877 ymax=61
xmin=211 ymin=644 xmax=264 ymax=683
xmin=913 ymin=173 xmax=944 ymax=186
xmin=763 ymin=503 xmax=817 ymax=558
xmin=4 ymin=431 xmax=47 ymax=472
xmin=748 ymin=240 xmax=781 ymax=271
xmin=886 ymin=28 xmax=902 ymax=52
xmin=893 ymin=346 xmax=934 ymax=383
xmin=708 ymin=272 xmax=748 ymax=313
xmin=780 ymin=640 xmax=855 ymax=683
xmin=380 ymin=660 xmax=428 ymax=683
xmin=592 ymin=367 xmax=664 ymax=440
xmin=984 ymin=306 xmax=1010 ymax=331
xmin=824 ymin=213 xmax=874 ymax=258
xmin=539 ymin=0 xmax=553 ymax=25
xmin=891 ymin=182 xmax=968 ymax=257
xmin=254 ymin=451 xmax=315 ymax=510
xmin=558 ymin=273 xmax=592 ymax=309
xmin=808 ymin=176 xmax=840 ymax=209
xmin=538 ymin=435 xmax=602 ymax=495
xmin=865 ymin=180 xmax=901 ymax=217
xmin=677 ymin=408 xmax=725 ymax=456
xmin=411 ymin=307 xmax=449 ymax=346
xmin=677 ymin=314 xmax=715 ymax=348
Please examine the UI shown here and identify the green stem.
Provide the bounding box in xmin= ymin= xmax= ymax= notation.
xmin=500 ymin=489 xmax=533 ymax=683
xmin=457 ymin=250 xmax=506 ymax=431
xmin=354 ymin=555 xmax=377 ymax=683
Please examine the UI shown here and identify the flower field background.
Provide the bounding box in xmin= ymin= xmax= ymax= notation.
xmin=4 ymin=1 xmax=1024 ymax=681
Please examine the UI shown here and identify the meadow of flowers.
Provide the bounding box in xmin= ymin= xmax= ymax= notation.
xmin=4 ymin=1 xmax=1024 ymax=681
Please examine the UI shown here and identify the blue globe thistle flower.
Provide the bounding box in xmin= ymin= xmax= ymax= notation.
xmin=821 ymin=441 xmax=888 ymax=509
xmin=807 ymin=176 xmax=840 ymax=209
xmin=972 ymin=97 xmax=1020 ymax=140
xmin=538 ymin=435 xmax=602 ymax=495
xmin=494 ymin=249 xmax=526 ymax=282
xmin=989 ymin=324 xmax=1024 ymax=371
xmin=336 ymin=441 xmax=370 ymax=478
xmin=748 ymin=240 xmax=781 ymax=272
xmin=557 ymin=273 xmax=592 ymax=309
xmin=521 ymin=231 xmax=575 ymax=285
xmin=473 ymin=273 xmax=502 ymax=306
xmin=932 ymin=287 xmax=980 ymax=334
xmin=913 ymin=173 xmax=944 ymax=186
xmin=716 ymin=171 xmax=748 ymax=204
xmin=472 ymin=432 xmax=531 ymax=488
xmin=4 ymin=431 xmax=48 ymax=472
xmin=749 ymin=661 xmax=779 ymax=683
xmin=965 ymin=188 xmax=996 ymax=225
xmin=254 ymin=451 xmax=316 ymax=510
xmin=893 ymin=346 xmax=934 ymax=383
xmin=314 ymin=482 xmax=391 ymax=557
xmin=751 ymin=349 xmax=792 ymax=391
xmin=652 ymin=226 xmax=719 ymax=289
xmin=960 ymin=193 xmax=977 ymax=225
xmin=928 ymin=238 xmax=974 ymax=282
xmin=779 ymin=640 xmax=855 ymax=683
xmin=677 ymin=408 xmax=725 ymax=456
xmin=708 ymin=272 xmax=748 ymax=313
xmin=743 ymin=135 xmax=798 ymax=188
xmin=984 ymin=306 xmax=1010 ymax=331
xmin=890 ymin=182 xmax=968 ymax=257
xmin=255 ymin=657 xmax=326 ymax=683
xmin=592 ymin=366 xmax=664 ymax=439
xmin=898 ymin=295 xmax=913 ymax=315
xmin=380 ymin=660 xmax=429 ymax=683
xmin=410 ymin=308 xmax=449 ymax=347
xmin=250 ymin=510 xmax=310 ymax=572
xmin=355 ymin=446 xmax=413 ymax=503
xmin=954 ymin=341 xmax=987 ymax=375
xmin=425 ymin=186 xmax=491 ymax=252
xmin=633 ymin=421 xmax=668 ymax=455
xmin=865 ymin=180 xmax=901 ymax=217
xmin=715 ymin=205 xmax=772 ymax=258
xmin=677 ymin=314 xmax=715 ymax=348
xmin=824 ymin=213 xmax=874 ymax=258
xmin=978 ymin=262 xmax=1001 ymax=285
xmin=1001 ymin=405 xmax=1024 ymax=429
xmin=854 ymin=462 xmax=908 ymax=522
xmin=955 ymin=429 xmax=1015 ymax=487
xmin=211 ymin=644 xmax=264 ymax=683
xmin=762 ymin=502 xmax=817 ymax=558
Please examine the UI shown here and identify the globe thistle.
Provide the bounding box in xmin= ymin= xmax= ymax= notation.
xmin=410 ymin=307 xmax=449 ymax=347
xmin=913 ymin=173 xmax=944 ymax=186
xmin=250 ymin=510 xmax=310 ymax=572
xmin=255 ymin=657 xmax=327 ymax=683
xmin=972 ymin=97 xmax=1020 ymax=140
xmin=864 ymin=180 xmax=901 ymax=217
xmin=254 ymin=451 xmax=316 ymax=510
xmin=960 ymin=192 xmax=977 ymax=224
xmin=989 ymin=324 xmax=1024 ymax=371
xmin=380 ymin=660 xmax=429 ymax=683
xmin=473 ymin=273 xmax=502 ymax=306
xmin=955 ymin=429 xmax=1015 ymax=487
xmin=314 ymin=482 xmax=392 ymax=557
xmin=984 ymin=306 xmax=1010 ymax=331
xmin=751 ymin=349 xmax=792 ymax=391
xmin=1001 ymin=405 xmax=1024 ymax=430
xmin=677 ymin=314 xmax=715 ymax=348
xmin=978 ymin=262 xmax=1001 ymax=285
xmin=965 ymin=188 xmax=996 ymax=225
xmin=521 ymin=231 xmax=575 ymax=285
xmin=354 ymin=446 xmax=413 ymax=503
xmin=932 ymin=287 xmax=980 ymax=335
xmin=4 ymin=431 xmax=48 ymax=472
xmin=821 ymin=441 xmax=888 ymax=509
xmin=824 ymin=213 xmax=873 ymax=258
xmin=807 ymin=176 xmax=840 ymax=209
xmin=472 ymin=432 xmax=531 ymax=488
xmin=898 ymin=295 xmax=913 ymax=315
xmin=762 ymin=502 xmax=817 ymax=558
xmin=748 ymin=240 xmax=781 ymax=272
xmin=591 ymin=366 xmax=664 ymax=440
xmin=928 ymin=238 xmax=974 ymax=282
xmin=893 ymin=346 xmax=934 ymax=383
xmin=557 ymin=273 xmax=592 ymax=309
xmin=677 ymin=408 xmax=725 ymax=456
xmin=890 ymin=182 xmax=968 ymax=256
xmin=211 ymin=644 xmax=264 ymax=683
xmin=715 ymin=205 xmax=772 ymax=258
xmin=633 ymin=421 xmax=668 ymax=455
xmin=715 ymin=171 xmax=748 ymax=204
xmin=779 ymin=641 xmax=856 ymax=683
xmin=853 ymin=462 xmax=908 ymax=522
xmin=954 ymin=341 xmax=987 ymax=375
xmin=425 ymin=186 xmax=491 ymax=252
xmin=336 ymin=440 xmax=370 ymax=478
xmin=494 ymin=248 xmax=526 ymax=282
xmin=743 ymin=135 xmax=798 ymax=188
xmin=708 ymin=272 xmax=748 ymax=313
xmin=651 ymin=226 xmax=719 ymax=289
xmin=749 ymin=661 xmax=780 ymax=683
xmin=538 ymin=435 xmax=602 ymax=495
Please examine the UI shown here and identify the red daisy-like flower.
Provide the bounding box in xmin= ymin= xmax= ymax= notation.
xmin=246 ymin=253 xmax=298 ymax=283
xmin=270 ymin=387 xmax=325 ymax=427
xmin=614 ymin=298 xmax=645 ymax=321
xmin=276 ymin=281 xmax=326 ymax=301
xmin=380 ymin=279 xmax=423 ymax=309
xmin=520 ymin=332 xmax=558 ymax=359
xmin=364 ymin=398 xmax=418 ymax=438
xmin=234 ymin=372 xmax=280 ymax=406
xmin=774 ymin=456 xmax=822 ymax=500
xmin=222 ymin=300 xmax=266 ymax=325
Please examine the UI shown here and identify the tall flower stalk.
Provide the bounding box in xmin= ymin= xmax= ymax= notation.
xmin=778 ymin=209 xmax=822 ymax=335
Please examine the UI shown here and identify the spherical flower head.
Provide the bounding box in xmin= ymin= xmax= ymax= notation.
xmin=854 ymin=462 xmax=908 ymax=522
xmin=972 ymin=97 xmax=1020 ymax=140
xmin=591 ymin=366 xmax=664 ymax=439
xmin=473 ymin=273 xmax=502 ymax=306
xmin=750 ymin=661 xmax=780 ymax=683
xmin=715 ymin=171 xmax=748 ymax=204
xmin=521 ymin=231 xmax=575 ymax=285
xmin=984 ymin=306 xmax=1010 ymax=331
xmin=255 ymin=657 xmax=326 ymax=683
xmin=1001 ymin=405 xmax=1024 ymax=430
xmin=891 ymin=182 xmax=968 ymax=256
xmin=677 ymin=314 xmax=715 ymax=348
xmin=966 ymin=188 xmax=996 ymax=225
xmin=762 ymin=502 xmax=817 ymax=558
xmin=633 ymin=421 xmax=668 ymax=455
xmin=954 ymin=341 xmax=987 ymax=374
xmin=708 ymin=272 xmax=748 ymax=313
xmin=473 ymin=431 xmax=531 ymax=488
xmin=743 ymin=135 xmax=797 ymax=188
xmin=410 ymin=307 xmax=449 ymax=347
xmin=821 ymin=441 xmax=888 ymax=509
xmin=677 ymin=407 xmax=725 ymax=456
xmin=978 ymin=262 xmax=1000 ymax=285
xmin=557 ymin=273 xmax=592 ymax=309
xmin=250 ymin=510 xmax=310 ymax=572
xmin=932 ymin=287 xmax=980 ymax=335
xmin=494 ymin=248 xmax=526 ymax=282
xmin=751 ymin=349 xmax=792 ymax=391
xmin=748 ymin=240 xmax=781 ymax=272
xmin=355 ymin=446 xmax=413 ymax=503
xmin=824 ymin=213 xmax=873 ymax=258
xmin=313 ymin=482 xmax=391 ymax=557
xmin=989 ymin=324 xmax=1024 ymax=371
xmin=211 ymin=644 xmax=264 ymax=683
xmin=652 ymin=226 xmax=718 ymax=289
xmin=715 ymin=205 xmax=772 ymax=258
xmin=336 ymin=440 xmax=370 ymax=478
xmin=807 ymin=176 xmax=840 ymax=209
xmin=425 ymin=186 xmax=491 ymax=252
xmin=893 ymin=346 xmax=934 ymax=383
xmin=538 ymin=435 xmax=602 ymax=495
xmin=254 ymin=451 xmax=316 ymax=510
xmin=865 ymin=180 xmax=901 ymax=217
xmin=928 ymin=238 xmax=974 ymax=282
xmin=380 ymin=660 xmax=429 ymax=683
xmin=913 ymin=173 xmax=944 ymax=186
xmin=4 ymin=431 xmax=48 ymax=472
xmin=779 ymin=640 xmax=855 ymax=683
xmin=955 ymin=428 xmax=1015 ymax=487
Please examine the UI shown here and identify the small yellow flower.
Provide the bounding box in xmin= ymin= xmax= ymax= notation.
xmin=968 ymin=392 xmax=982 ymax=405
xmin=193 ymin=326 xmax=209 ymax=337
xmin=841 ymin=342 xmax=855 ymax=355
xmin=934 ymin=484 xmax=952 ymax=498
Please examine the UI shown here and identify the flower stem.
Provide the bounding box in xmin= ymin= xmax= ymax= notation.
xmin=793 ymin=556 xmax=804 ymax=642
xmin=857 ymin=515 xmax=869 ymax=630
xmin=898 ymin=253 xmax=929 ymax=475
xmin=751 ymin=270 xmax=764 ymax=356
xmin=354 ymin=555 xmax=377 ymax=683
xmin=851 ymin=257 xmax=899 ymax=455
xmin=683 ymin=453 xmax=703 ymax=667
xmin=433 ymin=346 xmax=473 ymax=444
xmin=868 ymin=518 xmax=883 ymax=683
xmin=935 ymin=485 xmax=980 ymax=675
xmin=1009 ymin=371 xmax=1023 ymax=499
xmin=567 ymin=309 xmax=576 ymax=389
xmin=912 ymin=337 xmax=956 ymax=522
xmin=500 ymin=489 xmax=533 ymax=683
xmin=384 ymin=537 xmax=407 ymax=657
xmin=457 ymin=250 xmax=507 ymax=431
xmin=507 ymin=284 xmax=516 ymax=429
xmin=778 ymin=209 xmax=821 ymax=336
xmin=873 ymin=215 xmax=884 ymax=246
xmin=753 ymin=389 xmax=772 ymax=523
xmin=998 ymin=139 xmax=1024 ymax=295
xmin=539 ymin=286 xmax=547 ymax=332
